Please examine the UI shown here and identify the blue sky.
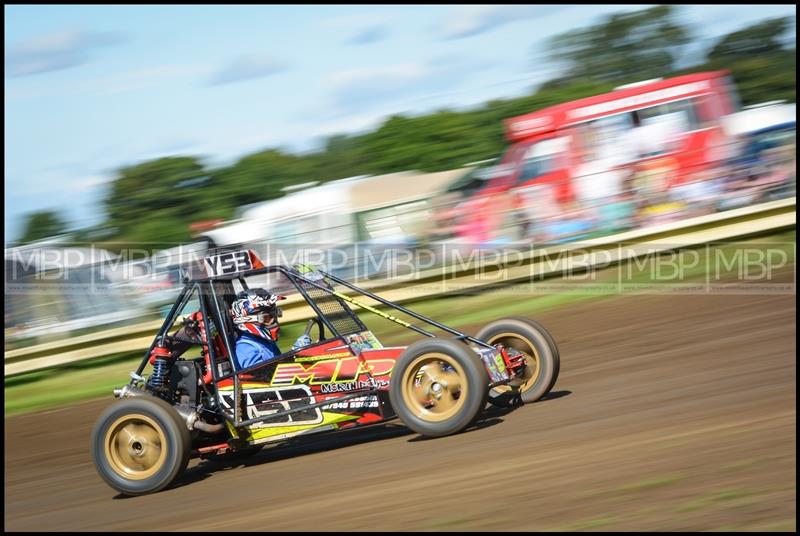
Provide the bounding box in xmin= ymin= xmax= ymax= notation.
xmin=4 ymin=4 xmax=796 ymax=242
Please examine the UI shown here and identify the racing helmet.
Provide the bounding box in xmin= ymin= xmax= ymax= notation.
xmin=231 ymin=288 xmax=283 ymax=341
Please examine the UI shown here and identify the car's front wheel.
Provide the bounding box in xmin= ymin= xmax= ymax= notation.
xmin=389 ymin=338 xmax=489 ymax=437
xmin=91 ymin=396 xmax=190 ymax=496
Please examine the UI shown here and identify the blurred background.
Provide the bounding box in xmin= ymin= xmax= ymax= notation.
xmin=4 ymin=5 xmax=797 ymax=532
xmin=5 ymin=5 xmax=796 ymax=342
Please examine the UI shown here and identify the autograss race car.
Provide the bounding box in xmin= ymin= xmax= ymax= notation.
xmin=91 ymin=249 xmax=560 ymax=496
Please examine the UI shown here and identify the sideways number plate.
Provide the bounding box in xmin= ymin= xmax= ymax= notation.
xmin=204 ymin=250 xmax=253 ymax=277
xmin=476 ymin=347 xmax=510 ymax=384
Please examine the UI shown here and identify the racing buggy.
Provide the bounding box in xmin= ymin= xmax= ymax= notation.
xmin=91 ymin=249 xmax=560 ymax=495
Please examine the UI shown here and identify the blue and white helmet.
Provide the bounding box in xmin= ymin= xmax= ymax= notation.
xmin=231 ymin=288 xmax=283 ymax=341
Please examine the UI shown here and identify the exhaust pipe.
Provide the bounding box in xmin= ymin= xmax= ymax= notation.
xmin=174 ymin=404 xmax=225 ymax=433
xmin=113 ymin=385 xmax=225 ymax=433
xmin=192 ymin=420 xmax=225 ymax=433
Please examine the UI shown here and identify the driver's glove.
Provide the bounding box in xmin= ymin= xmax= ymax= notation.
xmin=292 ymin=334 xmax=313 ymax=351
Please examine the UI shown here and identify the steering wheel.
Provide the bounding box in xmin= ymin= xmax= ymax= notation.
xmin=304 ymin=318 xmax=323 ymax=343
xmin=165 ymin=334 xmax=202 ymax=345
xmin=164 ymin=316 xmax=205 ymax=346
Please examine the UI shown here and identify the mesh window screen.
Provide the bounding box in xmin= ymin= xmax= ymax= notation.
xmin=295 ymin=277 xmax=365 ymax=336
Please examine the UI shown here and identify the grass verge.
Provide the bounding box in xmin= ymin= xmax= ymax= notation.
xmin=5 ymin=232 xmax=795 ymax=416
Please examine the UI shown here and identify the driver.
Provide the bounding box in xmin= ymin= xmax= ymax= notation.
xmin=231 ymin=288 xmax=310 ymax=369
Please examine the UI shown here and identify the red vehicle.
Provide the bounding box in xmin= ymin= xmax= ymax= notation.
xmin=463 ymin=71 xmax=739 ymax=240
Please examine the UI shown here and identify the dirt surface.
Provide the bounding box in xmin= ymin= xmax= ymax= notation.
xmin=5 ymin=280 xmax=796 ymax=532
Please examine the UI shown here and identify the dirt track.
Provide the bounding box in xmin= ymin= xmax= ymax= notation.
xmin=5 ymin=280 xmax=796 ymax=531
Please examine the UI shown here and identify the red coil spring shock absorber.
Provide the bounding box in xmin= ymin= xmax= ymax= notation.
xmin=147 ymin=345 xmax=173 ymax=390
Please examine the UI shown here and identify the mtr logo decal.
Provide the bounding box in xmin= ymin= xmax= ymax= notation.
xmin=271 ymin=357 xmax=395 ymax=386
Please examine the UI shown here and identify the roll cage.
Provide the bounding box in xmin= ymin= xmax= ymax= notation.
xmin=129 ymin=261 xmax=495 ymax=429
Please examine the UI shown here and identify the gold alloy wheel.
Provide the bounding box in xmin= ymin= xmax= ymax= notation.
xmin=488 ymin=332 xmax=541 ymax=394
xmin=104 ymin=413 xmax=168 ymax=480
xmin=400 ymin=353 xmax=468 ymax=422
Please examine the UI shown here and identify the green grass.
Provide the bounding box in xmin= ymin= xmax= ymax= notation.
xmin=547 ymin=516 xmax=619 ymax=531
xmin=4 ymin=353 xmax=146 ymax=415
xmin=721 ymin=459 xmax=762 ymax=472
xmin=614 ymin=474 xmax=684 ymax=494
xmin=676 ymin=489 xmax=757 ymax=513
xmin=706 ymin=525 xmax=744 ymax=532
xmin=759 ymin=520 xmax=797 ymax=532
xmin=5 ymin=231 xmax=795 ymax=416
xmin=571 ymin=517 xmax=617 ymax=530
xmin=424 ymin=516 xmax=473 ymax=529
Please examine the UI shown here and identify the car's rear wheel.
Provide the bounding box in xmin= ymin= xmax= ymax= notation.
xmin=91 ymin=396 xmax=190 ymax=496
xmin=475 ymin=317 xmax=560 ymax=405
xmin=390 ymin=338 xmax=488 ymax=437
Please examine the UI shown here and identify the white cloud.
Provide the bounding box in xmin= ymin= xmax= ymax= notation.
xmin=205 ymin=55 xmax=289 ymax=86
xmin=92 ymin=64 xmax=212 ymax=95
xmin=11 ymin=167 xmax=110 ymax=197
xmin=64 ymin=174 xmax=112 ymax=194
xmin=346 ymin=26 xmax=389 ymax=46
xmin=5 ymin=28 xmax=126 ymax=77
xmin=5 ymin=64 xmax=212 ymax=101
xmin=439 ymin=5 xmax=569 ymax=39
xmin=319 ymin=13 xmax=392 ymax=45
xmin=326 ymin=55 xmax=491 ymax=113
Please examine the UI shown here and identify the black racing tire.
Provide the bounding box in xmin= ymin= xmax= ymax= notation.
xmin=389 ymin=338 xmax=489 ymax=437
xmin=91 ymin=396 xmax=191 ymax=496
xmin=475 ymin=317 xmax=560 ymax=405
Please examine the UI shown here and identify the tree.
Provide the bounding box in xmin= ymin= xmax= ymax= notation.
xmin=708 ymin=16 xmax=794 ymax=61
xmin=18 ymin=210 xmax=68 ymax=244
xmin=360 ymin=111 xmax=502 ymax=173
xmin=212 ymin=148 xmax=318 ymax=208
xmin=716 ymin=52 xmax=796 ymax=106
xmin=104 ymin=156 xmax=212 ymax=244
xmin=700 ymin=16 xmax=796 ymax=106
xmin=310 ymin=134 xmax=370 ymax=182
xmin=547 ymin=5 xmax=692 ymax=84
